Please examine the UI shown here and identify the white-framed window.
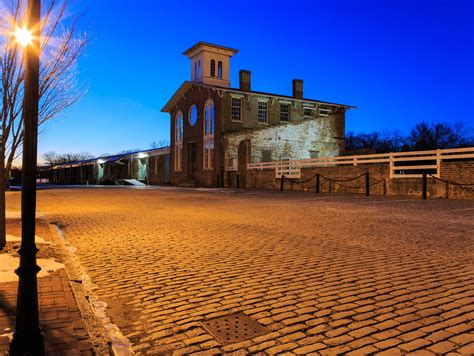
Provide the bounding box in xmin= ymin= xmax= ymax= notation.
xmin=319 ymin=106 xmax=331 ymax=116
xmin=258 ymin=101 xmax=268 ymax=124
xmin=303 ymin=106 xmax=313 ymax=118
xmin=217 ymin=61 xmax=223 ymax=79
xmin=203 ymin=99 xmax=215 ymax=170
xmin=231 ymin=97 xmax=242 ymax=121
xmin=174 ymin=111 xmax=183 ymax=171
xmin=210 ymin=59 xmax=216 ymax=77
xmin=280 ymin=103 xmax=290 ymax=122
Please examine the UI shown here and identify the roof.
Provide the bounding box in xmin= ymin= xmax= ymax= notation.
xmin=161 ymin=81 xmax=356 ymax=113
xmin=183 ymin=42 xmax=239 ymax=57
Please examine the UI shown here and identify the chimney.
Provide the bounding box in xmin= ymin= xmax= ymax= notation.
xmin=239 ymin=70 xmax=251 ymax=91
xmin=292 ymin=79 xmax=303 ymax=99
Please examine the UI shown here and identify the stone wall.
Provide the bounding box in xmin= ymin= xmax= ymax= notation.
xmin=223 ymin=118 xmax=342 ymax=168
xmin=227 ymin=159 xmax=474 ymax=199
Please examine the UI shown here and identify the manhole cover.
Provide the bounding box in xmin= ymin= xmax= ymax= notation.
xmin=200 ymin=312 xmax=269 ymax=345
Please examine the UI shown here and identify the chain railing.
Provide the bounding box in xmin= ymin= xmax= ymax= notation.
xmin=280 ymin=171 xmax=378 ymax=196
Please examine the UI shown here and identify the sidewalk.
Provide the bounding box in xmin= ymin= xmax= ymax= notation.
xmin=0 ymin=216 xmax=93 ymax=355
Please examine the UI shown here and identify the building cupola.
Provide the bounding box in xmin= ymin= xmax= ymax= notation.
xmin=183 ymin=42 xmax=238 ymax=88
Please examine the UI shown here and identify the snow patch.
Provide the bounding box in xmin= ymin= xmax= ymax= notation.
xmin=0 ymin=254 xmax=64 ymax=283
xmin=0 ymin=332 xmax=13 ymax=341
xmin=6 ymin=211 xmax=45 ymax=219
xmin=6 ymin=234 xmax=50 ymax=244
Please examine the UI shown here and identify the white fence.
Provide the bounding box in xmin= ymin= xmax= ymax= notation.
xmin=246 ymin=147 xmax=474 ymax=179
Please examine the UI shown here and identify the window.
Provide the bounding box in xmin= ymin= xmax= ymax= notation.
xmin=203 ymin=99 xmax=215 ymax=169
xmin=188 ymin=105 xmax=198 ymax=126
xmin=217 ymin=61 xmax=223 ymax=79
xmin=304 ymin=107 xmax=313 ymax=117
xmin=280 ymin=103 xmax=290 ymax=122
xmin=154 ymin=157 xmax=159 ymax=175
xmin=231 ymin=97 xmax=242 ymax=121
xmin=197 ymin=60 xmax=201 ymax=79
xmin=194 ymin=62 xmax=197 ymax=80
xmin=262 ymin=149 xmax=272 ymax=162
xmin=309 ymin=150 xmax=319 ymax=159
xmin=174 ymin=112 xmax=183 ymax=171
xmin=319 ymin=106 xmax=331 ymax=116
xmin=258 ymin=101 xmax=268 ymax=124
xmin=210 ymin=60 xmax=216 ymax=77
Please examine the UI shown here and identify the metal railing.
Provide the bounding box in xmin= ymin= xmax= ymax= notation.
xmin=246 ymin=147 xmax=474 ymax=179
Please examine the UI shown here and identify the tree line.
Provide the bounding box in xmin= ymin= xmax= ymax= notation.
xmin=345 ymin=121 xmax=473 ymax=154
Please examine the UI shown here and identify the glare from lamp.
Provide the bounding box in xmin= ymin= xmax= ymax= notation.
xmin=13 ymin=26 xmax=33 ymax=47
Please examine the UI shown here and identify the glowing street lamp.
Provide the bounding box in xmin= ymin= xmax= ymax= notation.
xmin=13 ymin=26 xmax=33 ymax=48
xmin=9 ymin=0 xmax=45 ymax=355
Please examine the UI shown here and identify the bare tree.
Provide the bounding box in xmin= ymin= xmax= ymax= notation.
xmin=0 ymin=0 xmax=86 ymax=248
xmin=150 ymin=140 xmax=169 ymax=149
xmin=408 ymin=121 xmax=473 ymax=150
xmin=42 ymin=151 xmax=93 ymax=166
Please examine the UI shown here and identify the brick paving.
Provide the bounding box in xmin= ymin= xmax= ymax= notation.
xmin=0 ymin=218 xmax=93 ymax=355
xmin=6 ymin=188 xmax=474 ymax=355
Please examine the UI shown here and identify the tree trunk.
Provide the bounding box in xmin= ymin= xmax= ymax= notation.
xmin=0 ymin=145 xmax=6 ymax=250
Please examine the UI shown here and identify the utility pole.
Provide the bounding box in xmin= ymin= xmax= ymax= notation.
xmin=9 ymin=0 xmax=45 ymax=354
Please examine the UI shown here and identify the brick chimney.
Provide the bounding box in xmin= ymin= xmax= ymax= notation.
xmin=292 ymin=79 xmax=303 ymax=99
xmin=239 ymin=70 xmax=251 ymax=91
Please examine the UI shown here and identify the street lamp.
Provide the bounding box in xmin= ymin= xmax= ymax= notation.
xmin=9 ymin=0 xmax=45 ymax=355
xmin=13 ymin=26 xmax=34 ymax=47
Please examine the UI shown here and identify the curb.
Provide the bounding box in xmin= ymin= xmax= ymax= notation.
xmin=48 ymin=223 xmax=134 ymax=355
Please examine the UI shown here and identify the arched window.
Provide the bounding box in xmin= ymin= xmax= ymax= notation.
xmin=217 ymin=61 xmax=223 ymax=79
xmin=194 ymin=62 xmax=197 ymax=80
xmin=197 ymin=60 xmax=201 ymax=79
xmin=174 ymin=111 xmax=183 ymax=171
xmin=203 ymin=99 xmax=215 ymax=169
xmin=210 ymin=60 xmax=216 ymax=77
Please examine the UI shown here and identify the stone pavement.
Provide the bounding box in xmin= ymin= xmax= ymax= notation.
xmin=0 ymin=216 xmax=93 ymax=355
xmin=6 ymin=187 xmax=474 ymax=355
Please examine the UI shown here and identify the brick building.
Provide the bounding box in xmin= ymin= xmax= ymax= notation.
xmin=162 ymin=42 xmax=355 ymax=187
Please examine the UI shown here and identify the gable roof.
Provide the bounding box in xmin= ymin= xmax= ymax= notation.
xmin=161 ymin=81 xmax=356 ymax=113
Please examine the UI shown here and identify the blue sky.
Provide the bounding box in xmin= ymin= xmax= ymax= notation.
xmin=38 ymin=0 xmax=474 ymax=158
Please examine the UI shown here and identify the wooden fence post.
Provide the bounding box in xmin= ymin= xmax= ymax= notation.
xmin=280 ymin=175 xmax=285 ymax=191
xmin=365 ymin=172 xmax=370 ymax=196
xmin=422 ymin=172 xmax=427 ymax=200
xmin=315 ymin=174 xmax=320 ymax=194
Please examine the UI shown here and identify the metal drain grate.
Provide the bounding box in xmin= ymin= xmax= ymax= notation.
xmin=200 ymin=312 xmax=269 ymax=345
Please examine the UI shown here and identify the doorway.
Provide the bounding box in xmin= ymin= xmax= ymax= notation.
xmin=188 ymin=142 xmax=197 ymax=180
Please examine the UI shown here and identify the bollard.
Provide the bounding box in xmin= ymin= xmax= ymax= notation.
xmin=216 ymin=174 xmax=220 ymax=188
xmin=280 ymin=175 xmax=285 ymax=191
xmin=422 ymin=172 xmax=427 ymax=200
xmin=365 ymin=172 xmax=370 ymax=196
xmin=315 ymin=174 xmax=320 ymax=194
xmin=236 ymin=174 xmax=240 ymax=189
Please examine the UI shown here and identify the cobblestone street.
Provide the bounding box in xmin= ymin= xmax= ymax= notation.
xmin=6 ymin=187 xmax=474 ymax=355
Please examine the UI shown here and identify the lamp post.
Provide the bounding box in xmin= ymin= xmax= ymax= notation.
xmin=9 ymin=0 xmax=45 ymax=354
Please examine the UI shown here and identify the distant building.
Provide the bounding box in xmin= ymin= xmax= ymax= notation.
xmin=162 ymin=42 xmax=355 ymax=187
xmin=50 ymin=147 xmax=170 ymax=185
